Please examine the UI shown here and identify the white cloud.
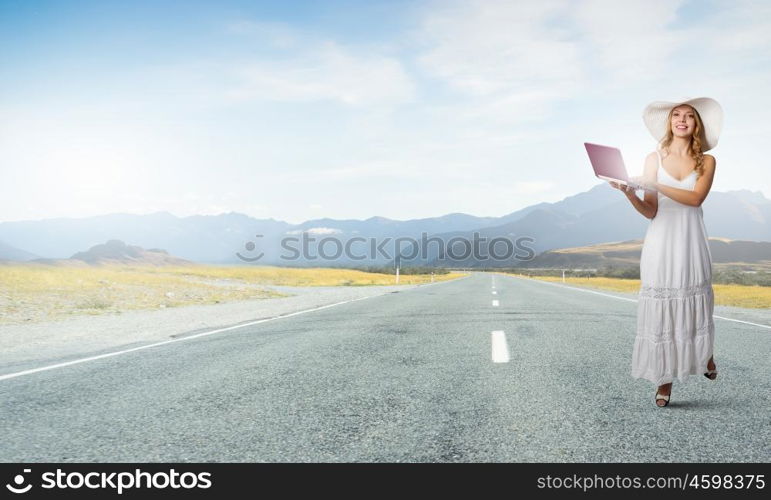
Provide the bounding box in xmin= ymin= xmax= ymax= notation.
xmin=703 ymin=0 xmax=771 ymax=52
xmin=226 ymin=20 xmax=299 ymax=49
xmin=226 ymin=40 xmax=415 ymax=106
xmin=573 ymin=0 xmax=688 ymax=84
xmin=409 ymin=0 xmax=588 ymax=133
xmin=417 ymin=0 xmax=582 ymax=97
xmin=408 ymin=0 xmax=770 ymax=149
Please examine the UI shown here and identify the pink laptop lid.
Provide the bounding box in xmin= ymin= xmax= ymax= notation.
xmin=584 ymin=142 xmax=630 ymax=182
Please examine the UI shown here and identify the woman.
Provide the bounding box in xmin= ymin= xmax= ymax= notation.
xmin=609 ymin=97 xmax=723 ymax=407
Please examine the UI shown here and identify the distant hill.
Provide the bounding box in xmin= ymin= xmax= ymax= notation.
xmin=522 ymin=238 xmax=771 ymax=269
xmin=708 ymin=237 xmax=771 ymax=263
xmin=0 ymin=240 xmax=38 ymax=261
xmin=62 ymin=240 xmax=194 ymax=266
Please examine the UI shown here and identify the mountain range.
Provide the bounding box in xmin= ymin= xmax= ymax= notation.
xmin=1 ymin=184 xmax=769 ymax=268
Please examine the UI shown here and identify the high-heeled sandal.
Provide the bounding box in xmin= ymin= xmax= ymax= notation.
xmin=704 ymin=369 xmax=718 ymax=380
xmin=655 ymin=391 xmax=670 ymax=407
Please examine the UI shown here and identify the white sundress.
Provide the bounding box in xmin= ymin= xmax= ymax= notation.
xmin=631 ymin=150 xmax=715 ymax=385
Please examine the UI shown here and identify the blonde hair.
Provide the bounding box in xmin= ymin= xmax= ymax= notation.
xmin=659 ymin=104 xmax=705 ymax=177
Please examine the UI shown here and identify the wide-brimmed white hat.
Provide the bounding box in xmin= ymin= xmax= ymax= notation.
xmin=642 ymin=97 xmax=723 ymax=152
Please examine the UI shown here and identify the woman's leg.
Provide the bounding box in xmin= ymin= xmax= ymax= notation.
xmin=705 ymin=355 xmax=718 ymax=380
xmin=656 ymin=382 xmax=672 ymax=407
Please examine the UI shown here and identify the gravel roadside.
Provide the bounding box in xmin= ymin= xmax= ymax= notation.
xmin=0 ymin=283 xmax=425 ymax=372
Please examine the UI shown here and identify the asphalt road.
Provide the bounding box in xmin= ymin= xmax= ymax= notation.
xmin=1 ymin=272 xmax=769 ymax=462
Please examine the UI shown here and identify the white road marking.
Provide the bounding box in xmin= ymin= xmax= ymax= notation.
xmin=491 ymin=331 xmax=510 ymax=363
xmin=492 ymin=299 xmax=499 ymax=307
xmin=512 ymin=275 xmax=637 ymax=303
xmin=0 ymin=275 xmax=476 ymax=383
xmin=508 ymin=274 xmax=771 ymax=330
xmin=492 ymin=291 xmax=497 ymax=295
xmin=710 ymin=315 xmax=771 ymax=329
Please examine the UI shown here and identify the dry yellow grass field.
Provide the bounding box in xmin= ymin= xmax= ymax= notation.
xmin=500 ymin=273 xmax=771 ymax=309
xmin=155 ymin=265 xmax=464 ymax=286
xmin=0 ymin=264 xmax=465 ymax=324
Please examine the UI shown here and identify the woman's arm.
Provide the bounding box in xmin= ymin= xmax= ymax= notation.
xmin=625 ymin=190 xmax=657 ymax=219
xmin=609 ymin=152 xmax=659 ymax=219
xmin=654 ymin=155 xmax=716 ymax=207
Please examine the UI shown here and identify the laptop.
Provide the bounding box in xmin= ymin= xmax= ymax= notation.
xmin=584 ymin=142 xmax=653 ymax=191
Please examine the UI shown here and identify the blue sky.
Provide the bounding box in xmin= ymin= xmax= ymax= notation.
xmin=1 ymin=0 xmax=770 ymax=224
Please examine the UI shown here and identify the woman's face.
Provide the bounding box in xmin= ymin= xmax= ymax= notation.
xmin=670 ymin=105 xmax=696 ymax=139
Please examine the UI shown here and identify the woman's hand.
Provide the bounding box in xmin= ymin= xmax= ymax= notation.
xmin=629 ymin=176 xmax=658 ymax=192
xmin=609 ymin=181 xmax=635 ymax=196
